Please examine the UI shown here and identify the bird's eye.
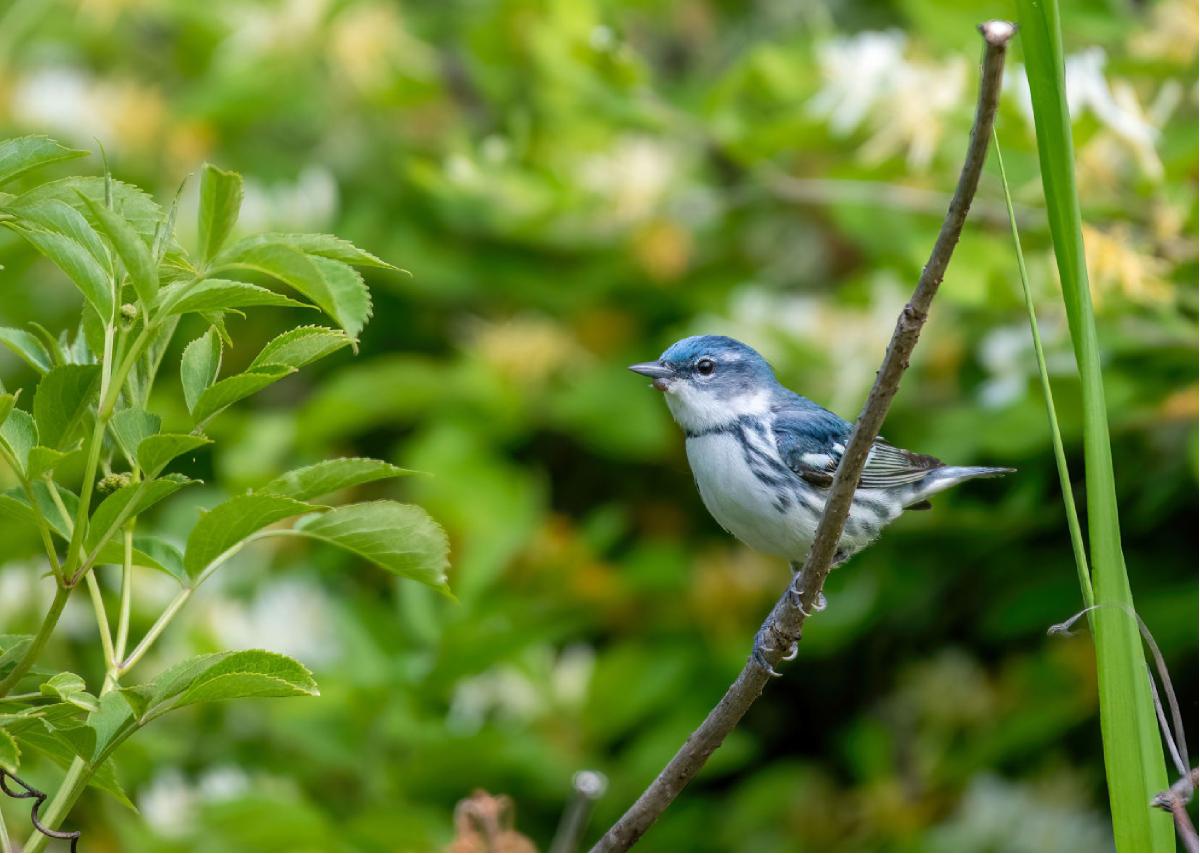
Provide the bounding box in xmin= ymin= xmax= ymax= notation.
xmin=696 ymin=358 xmax=716 ymax=377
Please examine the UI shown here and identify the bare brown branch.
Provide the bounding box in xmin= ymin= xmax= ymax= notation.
xmin=590 ymin=20 xmax=1017 ymax=853
xmin=1153 ymin=769 xmax=1199 ymax=854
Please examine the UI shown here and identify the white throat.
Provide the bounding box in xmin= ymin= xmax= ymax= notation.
xmin=665 ymin=383 xmax=773 ymax=434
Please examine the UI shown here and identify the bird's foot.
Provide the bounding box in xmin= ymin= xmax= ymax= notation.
xmin=787 ymin=579 xmax=827 ymax=616
xmin=751 ymin=626 xmax=784 ymax=677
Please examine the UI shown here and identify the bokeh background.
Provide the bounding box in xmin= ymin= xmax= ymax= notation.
xmin=1 ymin=0 xmax=1196 ymax=850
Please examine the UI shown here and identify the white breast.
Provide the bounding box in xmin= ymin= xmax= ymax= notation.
xmin=685 ymin=427 xmax=820 ymax=560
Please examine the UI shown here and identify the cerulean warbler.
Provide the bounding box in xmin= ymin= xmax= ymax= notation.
xmin=631 ymin=335 xmax=1012 ymax=667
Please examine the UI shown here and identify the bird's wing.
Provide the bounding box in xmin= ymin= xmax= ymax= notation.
xmin=772 ymin=399 xmax=943 ymax=491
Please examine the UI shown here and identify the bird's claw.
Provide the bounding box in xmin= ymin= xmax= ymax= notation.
xmin=751 ymin=627 xmax=782 ymax=677
xmin=787 ymin=583 xmax=827 ymax=616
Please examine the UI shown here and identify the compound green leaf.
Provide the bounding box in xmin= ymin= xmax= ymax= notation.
xmin=248 ymin=325 xmax=351 ymax=370
xmin=158 ymin=278 xmax=308 ymax=316
xmin=0 ymin=136 xmax=87 ymax=187
xmin=85 ymin=474 xmax=194 ymax=553
xmin=78 ymin=191 xmax=158 ymax=308
xmin=183 ymin=493 xmax=318 ymax=579
xmin=137 ymin=433 xmax=212 ymax=478
xmin=190 ymin=365 xmax=295 ymax=427
xmin=197 ymin=163 xmax=243 ymax=265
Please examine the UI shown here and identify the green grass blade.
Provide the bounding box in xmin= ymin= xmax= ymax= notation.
xmin=1015 ymin=1 xmax=1172 ymax=849
xmin=993 ymin=132 xmax=1093 ymax=609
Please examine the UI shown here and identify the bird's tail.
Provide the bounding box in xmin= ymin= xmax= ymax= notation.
xmin=905 ymin=465 xmax=1014 ymax=508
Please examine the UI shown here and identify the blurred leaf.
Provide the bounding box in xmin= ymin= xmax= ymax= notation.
xmin=293 ymin=500 xmax=451 ymax=593
xmin=0 ymin=407 xmax=36 ymax=474
xmin=0 ymin=727 xmax=18 ymax=772
xmin=0 ymin=391 xmax=14 ymax=429
xmin=32 ymin=364 xmax=100 ymax=449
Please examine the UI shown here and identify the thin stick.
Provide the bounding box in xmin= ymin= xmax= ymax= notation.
xmin=590 ymin=21 xmax=1016 ymax=852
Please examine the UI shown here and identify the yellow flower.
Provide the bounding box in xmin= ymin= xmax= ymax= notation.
xmin=1082 ymin=224 xmax=1173 ymax=307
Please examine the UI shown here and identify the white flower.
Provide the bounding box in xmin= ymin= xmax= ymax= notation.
xmin=577 ymin=136 xmax=679 ymax=225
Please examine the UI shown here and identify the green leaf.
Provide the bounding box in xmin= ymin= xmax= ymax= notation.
xmin=0 ymin=326 xmax=53 ymax=373
xmin=180 ymin=327 xmax=221 ymax=413
xmin=78 ymin=190 xmax=158 ymax=308
xmin=1016 ymin=1 xmax=1172 ymax=850
xmin=40 ymin=672 xmax=98 ymax=712
xmin=197 ymin=163 xmax=243 ymax=264
xmin=25 ymin=444 xmax=79 ymax=481
xmin=0 ymin=635 xmax=33 ymax=683
xmin=0 ymin=482 xmax=78 ymax=538
xmin=0 ymin=136 xmax=87 ymax=186
xmin=248 ymin=325 xmax=352 ymax=370
xmin=157 ymin=278 xmax=309 ymax=316
xmin=0 ymin=392 xmax=15 ymax=430
xmin=33 ymin=364 xmax=100 ymax=449
xmin=183 ymin=493 xmax=318 ymax=579
xmin=294 ymin=501 xmax=450 ymax=593
xmin=5 ymin=197 xmax=110 ymax=266
xmin=259 ymin=458 xmax=412 ymax=502
xmin=137 ymin=433 xmax=212 ymax=478
xmin=190 ymin=365 xmax=295 ymax=427
xmin=87 ymin=691 xmax=137 ymax=760
xmin=110 ymin=407 xmax=161 ymax=468
xmin=142 ymin=650 xmax=317 ymax=718
xmin=222 ymin=232 xmax=395 ymax=269
xmin=93 ymin=534 xmax=186 ymax=583
xmin=215 ymin=242 xmax=371 ymax=336
xmin=19 ymin=176 xmax=163 ymax=245
xmin=0 ymin=408 xmax=37 ymax=475
xmin=16 ymin=723 xmax=132 ymax=808
xmin=7 ymin=222 xmax=115 ymax=321
xmin=0 ymin=727 xmax=18 ymax=772
xmin=85 ymin=474 xmax=194 ymax=553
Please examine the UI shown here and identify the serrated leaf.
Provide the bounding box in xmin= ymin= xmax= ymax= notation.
xmin=93 ymin=534 xmax=185 ymax=582
xmin=222 ymin=232 xmax=395 ymax=269
xmin=197 ymin=163 xmax=243 ymax=264
xmin=0 ymin=136 xmax=88 ymax=186
xmin=0 ymin=326 xmax=53 ymax=373
xmin=110 ymin=407 xmax=161 ymax=468
xmin=180 ymin=327 xmax=221 ymax=413
xmin=183 ymin=493 xmax=318 ymax=579
xmin=190 ymin=365 xmax=295 ymax=427
xmin=8 ymin=224 xmax=115 ymax=321
xmin=248 ymin=325 xmax=351 ymax=370
xmin=0 ymin=635 xmax=33 ymax=683
xmin=143 ymin=650 xmax=316 ymax=718
xmin=78 ymin=191 xmax=158 ymax=308
xmin=6 ymin=197 xmax=110 ymax=266
xmin=33 ymin=364 xmax=100 ymax=449
xmin=259 ymin=458 xmax=412 ymax=502
xmin=0 ymin=392 xmax=14 ymax=429
xmin=294 ymin=501 xmax=450 ymax=592
xmin=0 ymin=408 xmax=37 ymax=475
xmin=14 ymin=176 xmax=163 ymax=245
xmin=85 ymin=474 xmax=193 ymax=553
xmin=214 ymin=242 xmax=370 ymax=336
xmin=157 ymin=278 xmax=309 ymax=316
xmin=40 ymin=672 xmax=98 ymax=712
xmin=137 ymin=433 xmax=212 ymax=478
xmin=87 ymin=691 xmax=137 ymax=760
xmin=0 ymin=727 xmax=18 ymax=772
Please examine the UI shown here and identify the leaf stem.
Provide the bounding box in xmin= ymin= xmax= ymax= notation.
xmin=114 ymin=525 xmax=134 ymax=660
xmin=117 ymin=588 xmax=190 ymax=676
xmin=0 ymin=584 xmax=70 ymax=698
xmin=993 ymin=132 xmax=1093 ymax=609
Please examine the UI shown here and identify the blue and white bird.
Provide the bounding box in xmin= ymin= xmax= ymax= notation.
xmin=631 ymin=334 xmax=1011 ymax=588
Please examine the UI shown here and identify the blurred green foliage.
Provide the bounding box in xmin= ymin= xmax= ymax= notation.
xmin=0 ymin=0 xmax=1195 ymax=850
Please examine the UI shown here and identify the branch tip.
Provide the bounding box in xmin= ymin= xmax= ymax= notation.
xmin=979 ymin=20 xmax=1017 ymax=47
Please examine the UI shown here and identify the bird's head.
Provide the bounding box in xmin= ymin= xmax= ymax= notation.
xmin=630 ymin=335 xmax=778 ymax=432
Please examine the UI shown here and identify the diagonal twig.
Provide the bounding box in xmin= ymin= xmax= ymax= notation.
xmin=590 ymin=21 xmax=1017 ymax=852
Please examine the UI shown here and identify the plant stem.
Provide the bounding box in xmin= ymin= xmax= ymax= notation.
xmin=590 ymin=21 xmax=1015 ymax=852
xmin=0 ymin=585 xmax=70 ymax=698
xmin=0 ymin=797 xmax=10 ymax=854
xmin=117 ymin=588 xmax=190 ymax=676
xmin=23 ymin=756 xmax=88 ymax=854
xmin=85 ymin=570 xmax=116 ymax=673
xmin=114 ymin=525 xmax=134 ymax=660
xmin=993 ymin=132 xmax=1093 ymax=609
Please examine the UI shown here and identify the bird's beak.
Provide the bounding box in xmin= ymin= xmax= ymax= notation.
xmin=629 ymin=361 xmax=675 ymax=391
